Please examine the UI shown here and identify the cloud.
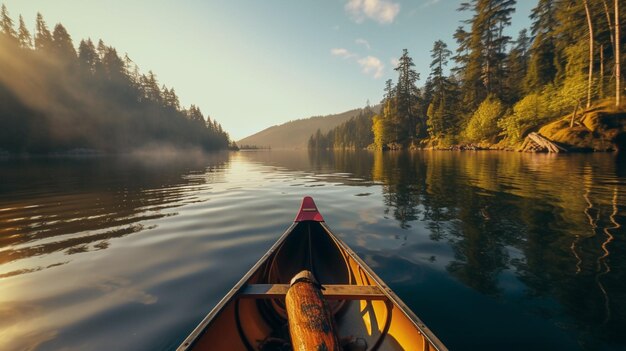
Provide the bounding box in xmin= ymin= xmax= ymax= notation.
xmin=358 ymin=56 xmax=385 ymax=78
xmin=355 ymin=38 xmax=371 ymax=50
xmin=345 ymin=0 xmax=400 ymax=24
xmin=331 ymin=48 xmax=357 ymax=59
xmin=421 ymin=0 xmax=441 ymax=7
xmin=390 ymin=57 xmax=400 ymax=68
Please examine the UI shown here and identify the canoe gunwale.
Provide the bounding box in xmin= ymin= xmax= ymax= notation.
xmin=319 ymin=222 xmax=449 ymax=351
xmin=177 ymin=219 xmax=448 ymax=351
xmin=176 ymin=222 xmax=299 ymax=351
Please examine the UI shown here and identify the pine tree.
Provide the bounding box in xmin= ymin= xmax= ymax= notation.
xmin=394 ymin=49 xmax=423 ymax=140
xmin=504 ymin=29 xmax=530 ymax=102
xmin=34 ymin=13 xmax=53 ymax=51
xmin=524 ymin=0 xmax=557 ymax=92
xmin=97 ymin=39 xmax=107 ymax=60
xmin=457 ymin=0 xmax=516 ymax=106
xmin=427 ymin=40 xmax=457 ymax=138
xmin=0 ymin=4 xmax=17 ymax=40
xmin=17 ymin=15 xmax=32 ymax=49
xmin=52 ymin=24 xmax=76 ymax=60
xmin=141 ymin=71 xmax=162 ymax=102
xmin=100 ymin=46 xmax=124 ymax=80
xmin=78 ymin=38 xmax=100 ymax=73
xmin=452 ymin=26 xmax=471 ymax=77
xmin=552 ymin=0 xmax=586 ymax=84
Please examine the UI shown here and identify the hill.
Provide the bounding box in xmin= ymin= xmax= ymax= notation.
xmin=238 ymin=106 xmax=379 ymax=149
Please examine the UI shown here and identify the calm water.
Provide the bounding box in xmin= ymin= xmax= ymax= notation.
xmin=1 ymin=150 xmax=625 ymax=351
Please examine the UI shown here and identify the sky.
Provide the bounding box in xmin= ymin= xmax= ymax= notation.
xmin=3 ymin=0 xmax=536 ymax=140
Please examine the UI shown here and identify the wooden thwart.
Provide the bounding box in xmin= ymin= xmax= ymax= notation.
xmin=239 ymin=284 xmax=386 ymax=300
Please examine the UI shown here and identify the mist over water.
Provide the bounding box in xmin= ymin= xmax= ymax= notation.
xmin=1 ymin=150 xmax=625 ymax=351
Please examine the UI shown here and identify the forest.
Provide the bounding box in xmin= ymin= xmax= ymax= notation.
xmin=310 ymin=0 xmax=625 ymax=151
xmin=0 ymin=6 xmax=230 ymax=154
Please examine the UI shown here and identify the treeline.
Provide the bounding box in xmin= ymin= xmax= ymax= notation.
xmin=307 ymin=105 xmax=375 ymax=150
xmin=311 ymin=0 xmax=624 ymax=150
xmin=0 ymin=6 xmax=230 ymax=154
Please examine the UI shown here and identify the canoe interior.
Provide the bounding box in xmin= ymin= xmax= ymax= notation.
xmin=180 ymin=221 xmax=446 ymax=351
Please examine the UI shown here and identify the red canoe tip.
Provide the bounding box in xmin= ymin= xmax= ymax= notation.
xmin=295 ymin=196 xmax=324 ymax=222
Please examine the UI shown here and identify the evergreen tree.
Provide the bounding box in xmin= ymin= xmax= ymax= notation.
xmin=97 ymin=39 xmax=107 ymax=60
xmin=17 ymin=15 xmax=32 ymax=49
xmin=524 ymin=0 xmax=557 ymax=92
xmin=426 ymin=40 xmax=458 ymax=139
xmin=101 ymin=46 xmax=125 ymax=81
xmin=0 ymin=10 xmax=231 ymax=153
xmin=141 ymin=71 xmax=162 ymax=102
xmin=552 ymin=0 xmax=586 ymax=83
xmin=504 ymin=29 xmax=530 ymax=102
xmin=458 ymin=0 xmax=516 ymax=104
xmin=0 ymin=4 xmax=17 ymax=40
xmin=34 ymin=12 xmax=52 ymax=51
xmin=78 ymin=39 xmax=100 ymax=73
xmin=52 ymin=24 xmax=76 ymax=61
xmin=452 ymin=26 xmax=471 ymax=77
xmin=394 ymin=49 xmax=423 ymax=140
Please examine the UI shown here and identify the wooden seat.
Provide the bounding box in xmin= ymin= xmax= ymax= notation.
xmin=238 ymin=284 xmax=387 ymax=300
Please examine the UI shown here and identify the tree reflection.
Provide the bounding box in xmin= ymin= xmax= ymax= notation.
xmin=308 ymin=149 xmax=626 ymax=347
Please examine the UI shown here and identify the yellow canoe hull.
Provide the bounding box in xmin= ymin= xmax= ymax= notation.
xmin=178 ymin=197 xmax=447 ymax=351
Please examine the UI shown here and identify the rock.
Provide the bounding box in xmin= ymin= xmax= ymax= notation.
xmin=539 ymin=102 xmax=626 ymax=151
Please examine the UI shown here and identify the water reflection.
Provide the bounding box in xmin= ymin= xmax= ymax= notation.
xmin=303 ymin=150 xmax=626 ymax=349
xmin=1 ymin=150 xmax=625 ymax=350
xmin=0 ymin=152 xmax=229 ymax=278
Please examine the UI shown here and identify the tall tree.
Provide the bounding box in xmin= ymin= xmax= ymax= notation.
xmin=582 ymin=0 xmax=595 ymax=108
xmin=452 ymin=26 xmax=471 ymax=77
xmin=52 ymin=24 xmax=76 ymax=61
xmin=0 ymin=4 xmax=17 ymax=40
xmin=394 ymin=49 xmax=423 ymax=139
xmin=616 ymin=0 xmax=621 ymax=107
xmin=552 ymin=0 xmax=587 ymax=84
xmin=524 ymin=0 xmax=557 ymax=92
xmin=458 ymin=0 xmax=516 ymax=105
xmin=427 ymin=40 xmax=457 ymax=138
xmin=101 ymin=46 xmax=125 ymax=81
xmin=34 ymin=12 xmax=52 ymax=51
xmin=505 ymin=29 xmax=530 ymax=102
xmin=17 ymin=15 xmax=32 ymax=49
xmin=78 ymin=39 xmax=99 ymax=73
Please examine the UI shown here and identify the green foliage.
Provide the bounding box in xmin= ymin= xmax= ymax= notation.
xmin=463 ymin=95 xmax=505 ymax=143
xmin=372 ymin=114 xmax=391 ymax=148
xmin=498 ymin=93 xmax=545 ymax=142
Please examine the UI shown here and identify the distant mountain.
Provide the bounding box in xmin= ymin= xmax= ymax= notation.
xmin=238 ymin=106 xmax=380 ymax=149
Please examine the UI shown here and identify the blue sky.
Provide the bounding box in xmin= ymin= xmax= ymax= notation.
xmin=3 ymin=0 xmax=535 ymax=139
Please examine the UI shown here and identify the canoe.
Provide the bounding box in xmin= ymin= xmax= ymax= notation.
xmin=177 ymin=196 xmax=447 ymax=351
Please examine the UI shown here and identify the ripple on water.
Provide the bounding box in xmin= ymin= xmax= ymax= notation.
xmin=1 ymin=151 xmax=625 ymax=351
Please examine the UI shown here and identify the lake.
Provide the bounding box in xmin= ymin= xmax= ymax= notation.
xmin=1 ymin=150 xmax=625 ymax=351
